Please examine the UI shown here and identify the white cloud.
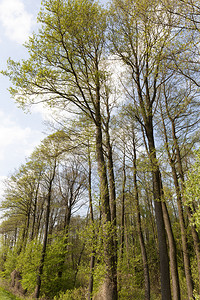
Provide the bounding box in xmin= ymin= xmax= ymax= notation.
xmin=0 ymin=111 xmax=44 ymax=219
xmin=0 ymin=0 xmax=34 ymax=44
xmin=32 ymin=103 xmax=57 ymax=122
xmin=0 ymin=176 xmax=6 ymax=197
xmin=0 ymin=116 xmax=32 ymax=159
xmin=0 ymin=110 xmax=44 ymax=172
xmin=0 ymin=176 xmax=7 ymax=218
xmin=31 ymin=102 xmax=77 ymax=124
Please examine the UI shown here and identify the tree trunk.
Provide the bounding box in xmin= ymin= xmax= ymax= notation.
xmin=171 ymin=119 xmax=197 ymax=298
xmin=18 ymin=204 xmax=31 ymax=255
xmin=74 ymin=243 xmax=85 ymax=287
xmin=34 ymin=162 xmax=56 ymax=299
xmin=120 ymin=146 xmax=126 ymax=260
xmin=132 ymin=128 xmax=150 ymax=300
xmin=30 ymin=180 xmax=40 ymax=241
xmin=88 ymin=255 xmax=95 ymax=300
xmin=88 ymin=141 xmax=96 ymax=300
xmin=57 ymin=206 xmax=71 ymax=279
xmin=171 ymin=163 xmax=194 ymax=299
xmin=162 ymin=201 xmax=181 ymax=300
xmin=95 ymin=105 xmax=117 ymax=300
xmin=104 ymin=110 xmax=118 ymax=285
xmin=160 ymin=110 xmax=186 ymax=299
xmin=34 ymin=194 xmax=51 ymax=299
xmin=105 ymin=110 xmax=117 ymax=225
xmin=188 ymin=208 xmax=200 ymax=294
xmin=145 ymin=120 xmax=172 ymax=300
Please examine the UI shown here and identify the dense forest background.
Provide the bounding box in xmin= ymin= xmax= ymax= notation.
xmin=1 ymin=0 xmax=200 ymax=299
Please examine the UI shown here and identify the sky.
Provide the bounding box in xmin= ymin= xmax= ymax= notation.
xmin=0 ymin=0 xmax=109 ymax=210
xmin=0 ymin=0 xmax=48 ymax=201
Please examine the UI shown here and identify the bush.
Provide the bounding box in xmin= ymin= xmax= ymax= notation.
xmin=16 ymin=239 xmax=42 ymax=293
xmin=54 ymin=287 xmax=87 ymax=300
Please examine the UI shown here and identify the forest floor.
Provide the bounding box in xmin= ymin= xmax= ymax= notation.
xmin=0 ymin=286 xmax=21 ymax=300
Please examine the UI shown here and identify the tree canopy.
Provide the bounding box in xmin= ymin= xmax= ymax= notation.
xmin=1 ymin=0 xmax=200 ymax=299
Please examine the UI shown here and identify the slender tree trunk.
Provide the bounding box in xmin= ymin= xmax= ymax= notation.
xmin=57 ymin=207 xmax=71 ymax=278
xmin=188 ymin=209 xmax=200 ymax=294
xmin=171 ymin=119 xmax=199 ymax=297
xmin=171 ymin=164 xmax=193 ymax=299
xmin=160 ymin=109 xmax=185 ymax=299
xmin=30 ymin=180 xmax=40 ymax=241
xmin=124 ymin=214 xmax=130 ymax=271
xmin=105 ymin=108 xmax=117 ymax=225
xmin=141 ymin=126 xmax=158 ymax=250
xmin=88 ymin=255 xmax=95 ymax=300
xmin=95 ymin=104 xmax=117 ymax=300
xmin=167 ymin=162 xmax=193 ymax=299
xmin=145 ymin=120 xmax=172 ymax=300
xmin=88 ymin=141 xmax=96 ymax=300
xmin=18 ymin=204 xmax=31 ymax=254
xmin=162 ymin=201 xmax=181 ymax=300
xmin=74 ymin=243 xmax=85 ymax=287
xmin=34 ymin=162 xmax=56 ymax=299
xmin=34 ymin=196 xmax=50 ymax=299
xmin=104 ymin=101 xmax=118 ymax=285
xmin=132 ymin=127 xmax=150 ymax=300
xmin=35 ymin=196 xmax=45 ymax=238
xmin=120 ymin=146 xmax=126 ymax=260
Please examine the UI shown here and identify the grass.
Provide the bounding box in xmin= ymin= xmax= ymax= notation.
xmin=0 ymin=286 xmax=21 ymax=300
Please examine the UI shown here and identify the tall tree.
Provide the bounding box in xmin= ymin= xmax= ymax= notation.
xmin=4 ymin=0 xmax=117 ymax=297
xmin=34 ymin=132 xmax=66 ymax=298
xmin=109 ymin=0 xmax=173 ymax=297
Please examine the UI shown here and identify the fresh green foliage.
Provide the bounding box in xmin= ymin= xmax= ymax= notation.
xmin=2 ymin=248 xmax=18 ymax=279
xmin=16 ymin=239 xmax=42 ymax=293
xmin=1 ymin=0 xmax=200 ymax=298
xmin=54 ymin=287 xmax=87 ymax=300
xmin=0 ymin=287 xmax=21 ymax=300
xmin=185 ymin=150 xmax=200 ymax=228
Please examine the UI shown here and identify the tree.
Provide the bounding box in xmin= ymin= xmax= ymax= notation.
xmin=114 ymin=110 xmax=151 ymax=299
xmin=4 ymin=1 xmax=117 ymax=297
xmin=158 ymin=78 xmax=200 ymax=297
xmin=33 ymin=133 xmax=65 ymax=298
xmin=109 ymin=0 xmax=174 ymax=298
xmin=185 ymin=150 xmax=200 ymax=228
xmin=56 ymin=157 xmax=87 ymax=279
xmin=0 ymin=162 xmax=45 ymax=255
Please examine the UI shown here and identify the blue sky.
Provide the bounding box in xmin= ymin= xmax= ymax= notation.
xmin=0 ymin=0 xmax=47 ymax=198
xmin=0 ymin=0 xmax=109 ymax=203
